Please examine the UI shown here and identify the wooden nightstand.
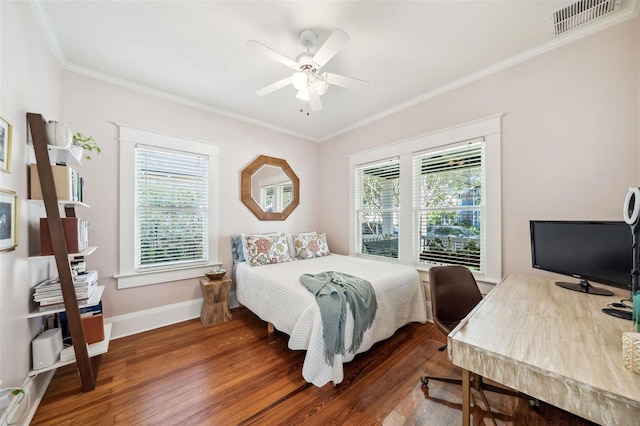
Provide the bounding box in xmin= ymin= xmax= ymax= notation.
xmin=200 ymin=276 xmax=232 ymax=327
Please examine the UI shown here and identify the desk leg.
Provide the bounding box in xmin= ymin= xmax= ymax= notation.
xmin=462 ymin=369 xmax=471 ymax=426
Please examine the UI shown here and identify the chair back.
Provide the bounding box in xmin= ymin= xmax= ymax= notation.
xmin=429 ymin=265 xmax=483 ymax=336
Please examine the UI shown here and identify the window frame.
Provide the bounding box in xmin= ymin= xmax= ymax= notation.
xmin=116 ymin=124 xmax=220 ymax=289
xmin=354 ymin=158 xmax=401 ymax=259
xmin=348 ymin=114 xmax=502 ymax=282
xmin=412 ymin=139 xmax=486 ymax=273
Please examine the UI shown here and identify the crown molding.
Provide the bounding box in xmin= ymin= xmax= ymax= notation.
xmin=60 ymin=62 xmax=320 ymax=142
xmin=29 ymin=0 xmax=638 ymax=144
xmin=29 ymin=0 xmax=65 ymax=65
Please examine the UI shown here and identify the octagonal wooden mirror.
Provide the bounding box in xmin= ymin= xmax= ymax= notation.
xmin=241 ymin=155 xmax=299 ymax=221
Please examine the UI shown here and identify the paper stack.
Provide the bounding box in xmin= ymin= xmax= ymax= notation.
xmin=33 ymin=270 xmax=98 ymax=311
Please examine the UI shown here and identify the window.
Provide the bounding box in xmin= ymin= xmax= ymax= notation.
xmin=116 ymin=124 xmax=220 ymax=289
xmin=349 ymin=115 xmax=502 ymax=282
xmin=413 ymin=140 xmax=485 ymax=273
xmin=355 ymin=159 xmax=400 ymax=259
xmin=136 ymin=146 xmax=208 ymax=269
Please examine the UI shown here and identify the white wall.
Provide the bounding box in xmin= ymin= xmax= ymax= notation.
xmin=59 ymin=71 xmax=320 ymax=318
xmin=0 ymin=0 xmax=60 ymax=398
xmin=319 ymin=17 xmax=640 ymax=284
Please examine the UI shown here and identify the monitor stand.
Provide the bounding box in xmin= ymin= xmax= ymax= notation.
xmin=555 ymin=280 xmax=614 ymax=296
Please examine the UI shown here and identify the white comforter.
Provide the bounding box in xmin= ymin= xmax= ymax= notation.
xmin=235 ymin=254 xmax=427 ymax=387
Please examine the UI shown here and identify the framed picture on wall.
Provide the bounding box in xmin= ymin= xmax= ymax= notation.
xmin=0 ymin=189 xmax=18 ymax=253
xmin=0 ymin=114 xmax=13 ymax=173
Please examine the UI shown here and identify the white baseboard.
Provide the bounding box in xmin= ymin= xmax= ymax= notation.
xmin=107 ymin=291 xmax=239 ymax=340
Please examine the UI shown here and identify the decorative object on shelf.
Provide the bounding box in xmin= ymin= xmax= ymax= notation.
xmin=72 ymin=133 xmax=101 ymax=161
xmin=45 ymin=120 xmax=73 ymax=148
xmin=0 ymin=189 xmax=18 ymax=253
xmin=0 ymin=114 xmax=12 ymax=173
xmin=205 ymin=268 xmax=226 ymax=280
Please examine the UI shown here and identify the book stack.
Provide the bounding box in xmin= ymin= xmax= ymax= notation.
xmin=40 ymin=217 xmax=89 ymax=255
xmin=33 ymin=270 xmax=98 ymax=311
xmin=60 ymin=301 xmax=104 ymax=346
xmin=30 ymin=164 xmax=84 ymax=203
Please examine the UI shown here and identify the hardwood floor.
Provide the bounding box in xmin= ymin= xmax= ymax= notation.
xmin=31 ymin=307 xmax=596 ymax=425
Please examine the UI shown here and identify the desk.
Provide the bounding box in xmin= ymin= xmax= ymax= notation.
xmin=448 ymin=274 xmax=640 ymax=426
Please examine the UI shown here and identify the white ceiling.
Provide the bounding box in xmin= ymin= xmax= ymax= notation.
xmin=32 ymin=0 xmax=637 ymax=142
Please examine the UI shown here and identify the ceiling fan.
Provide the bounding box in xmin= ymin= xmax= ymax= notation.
xmin=247 ymin=29 xmax=369 ymax=112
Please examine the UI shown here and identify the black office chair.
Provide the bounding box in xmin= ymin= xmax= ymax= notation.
xmin=421 ymin=265 xmax=536 ymax=424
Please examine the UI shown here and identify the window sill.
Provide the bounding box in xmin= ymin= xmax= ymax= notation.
xmin=115 ymin=263 xmax=222 ymax=289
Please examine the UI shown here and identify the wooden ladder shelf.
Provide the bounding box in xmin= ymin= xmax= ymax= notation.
xmin=27 ymin=112 xmax=95 ymax=392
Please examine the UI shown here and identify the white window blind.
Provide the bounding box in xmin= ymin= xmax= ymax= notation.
xmin=278 ymin=183 xmax=293 ymax=211
xmin=136 ymin=145 xmax=209 ymax=270
xmin=413 ymin=139 xmax=485 ymax=272
xmin=355 ymin=158 xmax=400 ymax=259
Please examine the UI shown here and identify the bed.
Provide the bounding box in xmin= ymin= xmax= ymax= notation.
xmin=233 ymin=233 xmax=427 ymax=387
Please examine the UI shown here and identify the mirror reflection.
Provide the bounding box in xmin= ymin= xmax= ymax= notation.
xmin=251 ymin=165 xmax=293 ymax=213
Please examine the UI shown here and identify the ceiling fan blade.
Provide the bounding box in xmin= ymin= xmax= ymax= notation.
xmin=312 ymin=29 xmax=350 ymax=69
xmin=246 ymin=40 xmax=299 ymax=70
xmin=308 ymin=86 xmax=323 ymax=111
xmin=324 ymin=73 xmax=369 ymax=90
xmin=255 ymin=77 xmax=292 ymax=96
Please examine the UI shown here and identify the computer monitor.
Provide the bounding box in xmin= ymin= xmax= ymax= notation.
xmin=530 ymin=220 xmax=631 ymax=296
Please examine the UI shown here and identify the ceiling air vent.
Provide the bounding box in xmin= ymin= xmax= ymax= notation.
xmin=551 ymin=0 xmax=622 ymax=35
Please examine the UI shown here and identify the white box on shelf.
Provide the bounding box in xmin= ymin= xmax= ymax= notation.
xmin=32 ymin=328 xmax=63 ymax=370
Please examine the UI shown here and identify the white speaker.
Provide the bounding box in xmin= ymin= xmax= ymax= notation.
xmin=32 ymin=328 xmax=63 ymax=370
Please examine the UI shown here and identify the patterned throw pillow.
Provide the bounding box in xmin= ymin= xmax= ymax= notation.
xmin=292 ymin=232 xmax=330 ymax=259
xmin=243 ymin=233 xmax=293 ymax=266
xmin=285 ymin=231 xmax=317 ymax=257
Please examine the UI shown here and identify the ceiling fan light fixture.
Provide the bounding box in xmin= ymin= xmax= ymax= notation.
xmin=312 ymin=75 xmax=329 ymax=96
xmin=292 ymin=71 xmax=308 ymax=90
xmin=296 ymin=87 xmax=310 ymax=101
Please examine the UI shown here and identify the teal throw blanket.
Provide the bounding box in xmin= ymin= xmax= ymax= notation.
xmin=299 ymin=271 xmax=378 ymax=366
